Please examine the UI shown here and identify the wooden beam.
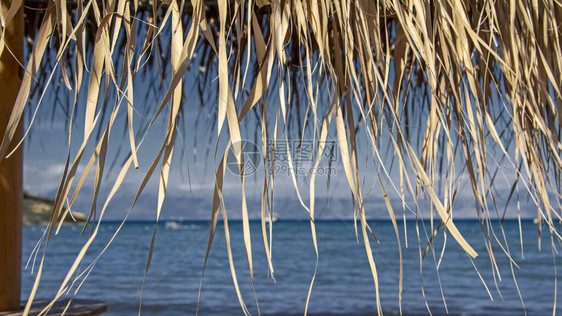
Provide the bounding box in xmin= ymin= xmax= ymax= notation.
xmin=0 ymin=299 xmax=107 ymax=315
xmin=0 ymin=0 xmax=24 ymax=312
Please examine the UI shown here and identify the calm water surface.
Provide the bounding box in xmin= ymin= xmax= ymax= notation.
xmin=22 ymin=220 xmax=562 ymax=315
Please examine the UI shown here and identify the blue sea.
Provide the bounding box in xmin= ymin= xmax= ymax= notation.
xmin=22 ymin=220 xmax=562 ymax=315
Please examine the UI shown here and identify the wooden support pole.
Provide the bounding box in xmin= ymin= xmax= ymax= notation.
xmin=0 ymin=0 xmax=24 ymax=312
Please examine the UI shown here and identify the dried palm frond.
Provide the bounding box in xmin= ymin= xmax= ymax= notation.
xmin=1 ymin=0 xmax=562 ymax=315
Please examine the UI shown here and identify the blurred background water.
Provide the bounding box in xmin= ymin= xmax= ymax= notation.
xmin=22 ymin=219 xmax=562 ymax=315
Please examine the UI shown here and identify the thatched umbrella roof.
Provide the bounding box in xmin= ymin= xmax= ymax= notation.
xmin=1 ymin=0 xmax=562 ymax=314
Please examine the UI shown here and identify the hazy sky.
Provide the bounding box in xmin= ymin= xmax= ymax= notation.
xmin=21 ymin=56 xmax=541 ymax=221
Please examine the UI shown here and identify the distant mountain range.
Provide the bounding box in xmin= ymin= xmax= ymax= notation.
xmin=23 ymin=192 xmax=86 ymax=226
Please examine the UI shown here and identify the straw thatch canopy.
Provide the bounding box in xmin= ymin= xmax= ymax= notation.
xmin=1 ymin=0 xmax=562 ymax=314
